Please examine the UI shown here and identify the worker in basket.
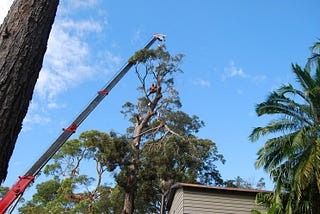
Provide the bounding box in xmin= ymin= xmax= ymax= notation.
xmin=148 ymin=83 xmax=157 ymax=95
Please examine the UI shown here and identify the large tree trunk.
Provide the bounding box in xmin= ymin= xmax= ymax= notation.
xmin=121 ymin=87 xmax=162 ymax=214
xmin=0 ymin=0 xmax=59 ymax=183
xmin=121 ymin=139 xmax=139 ymax=214
xmin=122 ymin=188 xmax=135 ymax=214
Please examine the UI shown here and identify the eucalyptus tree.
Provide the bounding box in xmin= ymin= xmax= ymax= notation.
xmin=116 ymin=45 xmax=183 ymax=213
xmin=0 ymin=0 xmax=59 ymax=183
xmin=118 ymin=45 xmax=224 ymax=213
xmin=249 ymin=62 xmax=320 ymax=213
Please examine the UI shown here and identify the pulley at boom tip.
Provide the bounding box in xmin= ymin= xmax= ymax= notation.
xmin=153 ymin=33 xmax=166 ymax=41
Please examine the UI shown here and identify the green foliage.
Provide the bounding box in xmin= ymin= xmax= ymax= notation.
xmin=0 ymin=186 xmax=9 ymax=198
xmin=164 ymin=111 xmax=204 ymax=135
xmin=116 ymin=134 xmax=225 ymax=213
xmin=224 ymin=176 xmax=266 ymax=190
xmin=252 ymin=190 xmax=315 ymax=214
xmin=18 ymin=178 xmax=61 ymax=213
xmin=33 ymin=179 xmax=60 ymax=203
xmin=143 ymin=135 xmax=225 ymax=185
xmin=95 ymin=131 xmax=130 ymax=171
xmin=19 ymin=131 xmax=122 ymax=213
xmin=94 ymin=185 xmax=123 ymax=213
xmin=128 ymin=49 xmax=158 ymax=64
xmin=250 ymin=60 xmax=320 ymax=213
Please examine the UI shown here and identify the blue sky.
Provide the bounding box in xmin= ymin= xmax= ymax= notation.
xmin=1 ymin=0 xmax=320 ymax=205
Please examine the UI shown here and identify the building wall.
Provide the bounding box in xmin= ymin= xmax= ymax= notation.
xmin=169 ymin=188 xmax=184 ymax=214
xmin=169 ymin=187 xmax=263 ymax=214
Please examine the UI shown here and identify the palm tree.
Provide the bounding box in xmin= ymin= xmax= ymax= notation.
xmin=249 ymin=62 xmax=320 ymax=213
xmin=306 ymin=40 xmax=320 ymax=70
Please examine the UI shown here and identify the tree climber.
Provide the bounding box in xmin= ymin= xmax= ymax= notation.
xmin=147 ymin=83 xmax=157 ymax=96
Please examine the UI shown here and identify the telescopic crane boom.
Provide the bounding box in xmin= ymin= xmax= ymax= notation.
xmin=0 ymin=33 xmax=166 ymax=214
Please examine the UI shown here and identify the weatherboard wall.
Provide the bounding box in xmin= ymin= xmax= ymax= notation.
xmin=168 ymin=183 xmax=267 ymax=214
xmin=169 ymin=188 xmax=184 ymax=214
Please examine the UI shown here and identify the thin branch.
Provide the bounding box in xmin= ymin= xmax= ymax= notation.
xmin=135 ymin=64 xmax=150 ymax=99
xmin=70 ymin=147 xmax=87 ymax=178
xmin=90 ymin=160 xmax=104 ymax=199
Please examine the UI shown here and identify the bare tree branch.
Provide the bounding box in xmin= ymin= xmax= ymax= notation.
xmin=163 ymin=124 xmax=186 ymax=140
xmin=132 ymin=121 xmax=165 ymax=139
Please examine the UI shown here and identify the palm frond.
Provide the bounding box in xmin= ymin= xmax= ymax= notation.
xmin=306 ymin=40 xmax=320 ymax=70
xmin=255 ymin=133 xmax=296 ymax=171
xmin=255 ymin=90 xmax=313 ymax=127
xmin=291 ymin=64 xmax=315 ymax=93
xmin=297 ymin=200 xmax=312 ymax=214
xmin=293 ymin=145 xmax=314 ymax=199
xmin=315 ymin=60 xmax=320 ymax=85
xmin=249 ymin=118 xmax=298 ymax=142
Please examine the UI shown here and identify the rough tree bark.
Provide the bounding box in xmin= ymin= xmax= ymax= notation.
xmin=0 ymin=0 xmax=59 ymax=183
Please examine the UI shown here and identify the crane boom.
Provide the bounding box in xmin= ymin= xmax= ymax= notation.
xmin=0 ymin=33 xmax=165 ymax=214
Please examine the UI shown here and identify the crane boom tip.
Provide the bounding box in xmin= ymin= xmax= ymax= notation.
xmin=154 ymin=33 xmax=166 ymax=41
